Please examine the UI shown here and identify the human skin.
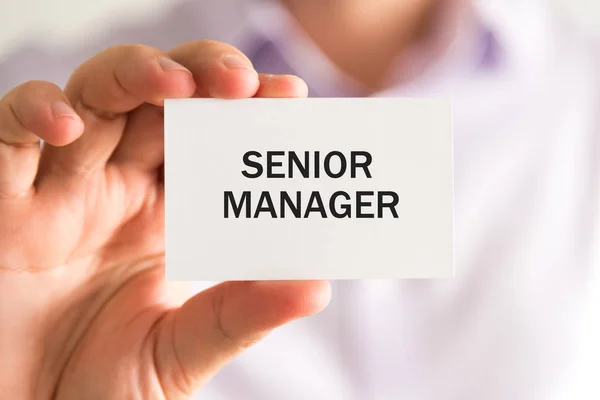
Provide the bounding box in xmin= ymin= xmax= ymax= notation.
xmin=281 ymin=0 xmax=437 ymax=89
xmin=0 ymin=40 xmax=331 ymax=399
xmin=0 ymin=0 xmax=441 ymax=397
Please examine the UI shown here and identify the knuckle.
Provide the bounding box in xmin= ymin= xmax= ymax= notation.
xmin=7 ymin=80 xmax=58 ymax=101
xmin=212 ymin=289 xmax=235 ymax=343
xmin=19 ymin=80 xmax=57 ymax=92
xmin=203 ymin=39 xmax=245 ymax=56
xmin=211 ymin=286 xmax=261 ymax=350
xmin=194 ymin=39 xmax=230 ymax=49
xmin=172 ymin=39 xmax=245 ymax=58
xmin=112 ymin=44 xmax=159 ymax=60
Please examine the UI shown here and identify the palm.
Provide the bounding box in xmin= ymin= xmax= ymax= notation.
xmin=0 ymin=41 xmax=329 ymax=400
xmin=40 ymin=125 xmax=166 ymax=269
xmin=1 ymin=104 xmax=176 ymax=399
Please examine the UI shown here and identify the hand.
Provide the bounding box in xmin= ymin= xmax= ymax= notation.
xmin=0 ymin=41 xmax=330 ymax=399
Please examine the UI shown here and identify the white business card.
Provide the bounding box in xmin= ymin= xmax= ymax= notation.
xmin=165 ymin=98 xmax=453 ymax=280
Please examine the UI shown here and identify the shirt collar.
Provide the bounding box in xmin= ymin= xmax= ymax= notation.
xmin=235 ymin=0 xmax=508 ymax=97
xmin=239 ymin=0 xmax=363 ymax=96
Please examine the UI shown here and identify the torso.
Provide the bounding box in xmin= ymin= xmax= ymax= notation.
xmin=198 ymin=6 xmax=600 ymax=399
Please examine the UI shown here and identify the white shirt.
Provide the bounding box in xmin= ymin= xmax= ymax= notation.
xmin=196 ymin=2 xmax=600 ymax=399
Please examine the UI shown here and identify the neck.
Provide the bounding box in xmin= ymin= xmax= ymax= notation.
xmin=280 ymin=0 xmax=438 ymax=91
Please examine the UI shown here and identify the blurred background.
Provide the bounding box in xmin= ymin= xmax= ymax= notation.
xmin=0 ymin=1 xmax=598 ymax=399
xmin=0 ymin=0 xmax=599 ymax=57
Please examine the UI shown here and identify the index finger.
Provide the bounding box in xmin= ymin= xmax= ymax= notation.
xmin=38 ymin=45 xmax=196 ymax=180
xmin=167 ymin=40 xmax=261 ymax=99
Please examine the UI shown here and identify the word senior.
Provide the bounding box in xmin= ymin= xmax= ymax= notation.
xmin=224 ymin=151 xmax=400 ymax=219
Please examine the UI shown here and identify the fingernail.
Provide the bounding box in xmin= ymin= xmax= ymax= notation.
xmin=222 ymin=54 xmax=255 ymax=72
xmin=51 ymin=101 xmax=78 ymax=120
xmin=159 ymin=57 xmax=192 ymax=75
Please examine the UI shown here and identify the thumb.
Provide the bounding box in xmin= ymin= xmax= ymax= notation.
xmin=151 ymin=280 xmax=331 ymax=398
